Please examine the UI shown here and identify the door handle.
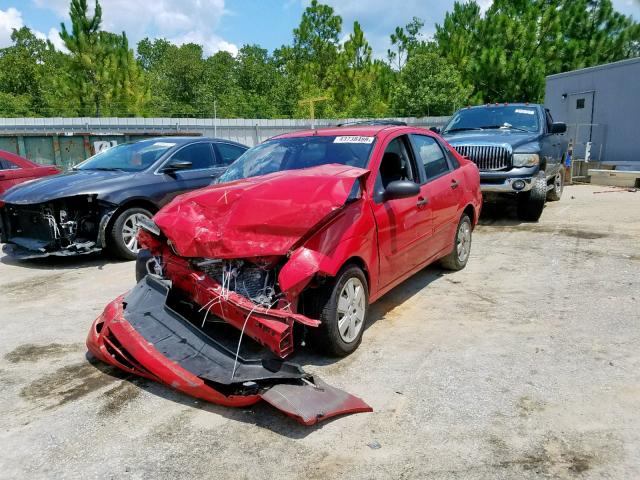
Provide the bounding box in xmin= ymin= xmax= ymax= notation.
xmin=450 ymin=179 xmax=459 ymax=189
xmin=416 ymin=196 xmax=428 ymax=207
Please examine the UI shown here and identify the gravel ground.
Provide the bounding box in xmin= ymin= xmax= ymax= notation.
xmin=0 ymin=184 xmax=639 ymax=480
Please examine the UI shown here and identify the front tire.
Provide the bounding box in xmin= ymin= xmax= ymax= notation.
xmin=547 ymin=170 xmax=564 ymax=201
xmin=311 ymin=265 xmax=369 ymax=357
xmin=440 ymin=214 xmax=472 ymax=271
xmin=108 ymin=207 xmax=152 ymax=260
xmin=517 ymin=174 xmax=547 ymax=221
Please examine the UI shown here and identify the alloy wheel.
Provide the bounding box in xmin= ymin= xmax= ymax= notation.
xmin=336 ymin=277 xmax=366 ymax=343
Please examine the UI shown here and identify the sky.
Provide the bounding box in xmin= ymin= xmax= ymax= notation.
xmin=1 ymin=0 xmax=639 ymax=58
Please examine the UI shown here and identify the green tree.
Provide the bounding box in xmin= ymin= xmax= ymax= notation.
xmin=329 ymin=22 xmax=389 ymax=116
xmin=435 ymin=0 xmax=640 ymax=103
xmin=390 ymin=52 xmax=471 ymax=116
xmin=61 ymin=0 xmax=147 ymax=116
xmin=387 ymin=17 xmax=425 ymax=71
xmin=0 ymin=27 xmax=71 ymax=116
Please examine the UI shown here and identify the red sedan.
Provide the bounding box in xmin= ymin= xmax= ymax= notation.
xmin=88 ymin=123 xmax=482 ymax=424
xmin=0 ymin=150 xmax=60 ymax=196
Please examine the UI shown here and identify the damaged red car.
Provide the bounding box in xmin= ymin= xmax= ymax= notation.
xmin=88 ymin=123 xmax=482 ymax=424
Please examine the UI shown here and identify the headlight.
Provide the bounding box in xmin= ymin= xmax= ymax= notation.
xmin=512 ymin=153 xmax=539 ymax=167
xmin=138 ymin=216 xmax=161 ymax=236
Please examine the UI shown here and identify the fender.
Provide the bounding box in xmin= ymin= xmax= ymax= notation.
xmin=278 ymin=199 xmax=377 ymax=299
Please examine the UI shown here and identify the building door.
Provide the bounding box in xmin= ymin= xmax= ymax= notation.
xmin=567 ymin=92 xmax=594 ymax=160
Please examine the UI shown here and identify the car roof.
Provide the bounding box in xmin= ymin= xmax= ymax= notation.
xmin=0 ymin=149 xmax=39 ymax=168
xmin=272 ymin=125 xmax=414 ymax=140
xmin=461 ymin=103 xmax=541 ymax=111
xmin=133 ymin=136 xmax=247 ymax=147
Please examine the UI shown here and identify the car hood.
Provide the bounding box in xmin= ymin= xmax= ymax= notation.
xmin=0 ymin=169 xmax=139 ymax=204
xmin=443 ymin=130 xmax=541 ymax=150
xmin=154 ymin=164 xmax=369 ymax=259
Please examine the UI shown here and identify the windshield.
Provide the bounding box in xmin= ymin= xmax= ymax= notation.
xmin=217 ymin=135 xmax=375 ymax=183
xmin=444 ymin=106 xmax=540 ymax=133
xmin=77 ymin=140 xmax=176 ymax=172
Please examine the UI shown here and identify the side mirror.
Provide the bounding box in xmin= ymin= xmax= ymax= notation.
xmin=384 ymin=180 xmax=420 ymax=201
xmin=160 ymin=160 xmax=192 ymax=173
xmin=430 ymin=126 xmax=441 ymax=134
xmin=550 ymin=122 xmax=566 ymax=134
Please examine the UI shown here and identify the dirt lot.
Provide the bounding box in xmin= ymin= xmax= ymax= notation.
xmin=1 ymin=184 xmax=639 ymax=480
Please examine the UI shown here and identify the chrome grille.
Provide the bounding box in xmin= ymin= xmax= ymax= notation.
xmin=453 ymin=145 xmax=512 ymax=171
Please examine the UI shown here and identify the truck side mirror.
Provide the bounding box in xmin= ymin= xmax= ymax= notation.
xmin=430 ymin=126 xmax=441 ymax=134
xmin=550 ymin=122 xmax=566 ymax=134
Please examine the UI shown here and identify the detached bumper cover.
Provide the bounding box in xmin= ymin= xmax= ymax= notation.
xmin=87 ymin=276 xmax=371 ymax=425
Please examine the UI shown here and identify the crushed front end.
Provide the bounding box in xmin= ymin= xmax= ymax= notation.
xmin=88 ymin=165 xmax=373 ymax=424
xmin=0 ymin=195 xmax=114 ymax=258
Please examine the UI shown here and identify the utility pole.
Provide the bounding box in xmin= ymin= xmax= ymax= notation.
xmin=298 ymin=96 xmax=328 ymax=128
xmin=214 ymin=99 xmax=218 ymax=138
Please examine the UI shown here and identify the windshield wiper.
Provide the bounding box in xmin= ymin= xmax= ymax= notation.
xmin=444 ymin=127 xmax=484 ymax=133
xmin=83 ymin=167 xmax=126 ymax=172
xmin=480 ymin=124 xmax=531 ymax=133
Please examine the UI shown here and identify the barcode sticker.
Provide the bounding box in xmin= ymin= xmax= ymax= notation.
xmin=334 ymin=136 xmax=375 ymax=144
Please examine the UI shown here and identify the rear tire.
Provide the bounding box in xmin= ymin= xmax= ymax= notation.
xmin=547 ymin=170 xmax=564 ymax=201
xmin=108 ymin=207 xmax=152 ymax=260
xmin=310 ymin=265 xmax=369 ymax=357
xmin=517 ymin=174 xmax=547 ymax=221
xmin=440 ymin=214 xmax=472 ymax=271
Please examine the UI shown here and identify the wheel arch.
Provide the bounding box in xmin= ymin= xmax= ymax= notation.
xmin=101 ymin=198 xmax=160 ymax=243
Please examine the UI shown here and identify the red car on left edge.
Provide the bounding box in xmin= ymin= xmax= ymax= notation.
xmin=87 ymin=121 xmax=482 ymax=425
xmin=0 ymin=150 xmax=60 ymax=196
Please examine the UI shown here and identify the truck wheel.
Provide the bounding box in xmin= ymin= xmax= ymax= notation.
xmin=312 ymin=265 xmax=369 ymax=357
xmin=108 ymin=207 xmax=152 ymax=260
xmin=547 ymin=171 xmax=564 ymax=201
xmin=440 ymin=214 xmax=472 ymax=271
xmin=517 ymin=175 xmax=547 ymax=221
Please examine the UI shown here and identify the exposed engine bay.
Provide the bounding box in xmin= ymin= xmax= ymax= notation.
xmin=0 ymin=195 xmax=114 ymax=258
xmin=196 ymin=258 xmax=281 ymax=307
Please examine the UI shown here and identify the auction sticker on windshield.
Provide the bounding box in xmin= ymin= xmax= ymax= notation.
xmin=334 ymin=136 xmax=375 ymax=144
xmin=515 ymin=109 xmax=535 ymax=115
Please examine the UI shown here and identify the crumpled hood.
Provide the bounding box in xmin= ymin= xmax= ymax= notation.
xmin=154 ymin=164 xmax=369 ymax=259
xmin=0 ymin=169 xmax=135 ymax=204
xmin=444 ymin=130 xmax=541 ymax=150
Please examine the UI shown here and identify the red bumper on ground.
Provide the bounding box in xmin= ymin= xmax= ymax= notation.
xmin=87 ymin=282 xmax=372 ymax=426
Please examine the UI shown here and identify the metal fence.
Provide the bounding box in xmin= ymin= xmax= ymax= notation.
xmin=0 ymin=116 xmax=450 ymax=169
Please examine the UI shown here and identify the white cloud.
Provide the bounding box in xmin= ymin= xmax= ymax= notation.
xmin=0 ymin=7 xmax=23 ymax=47
xmin=171 ymin=30 xmax=238 ymax=56
xmin=32 ymin=0 xmax=238 ymax=55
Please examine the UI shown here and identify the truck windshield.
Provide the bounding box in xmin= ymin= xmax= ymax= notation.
xmin=77 ymin=140 xmax=176 ymax=172
xmin=444 ymin=106 xmax=540 ymax=134
xmin=218 ymin=135 xmax=375 ymax=183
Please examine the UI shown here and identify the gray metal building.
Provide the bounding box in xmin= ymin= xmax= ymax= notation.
xmin=545 ymin=57 xmax=640 ymax=167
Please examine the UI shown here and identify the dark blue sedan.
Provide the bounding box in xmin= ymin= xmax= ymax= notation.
xmin=0 ymin=136 xmax=247 ymax=260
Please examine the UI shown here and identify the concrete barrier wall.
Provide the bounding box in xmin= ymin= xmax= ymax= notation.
xmin=0 ymin=116 xmax=450 ymax=169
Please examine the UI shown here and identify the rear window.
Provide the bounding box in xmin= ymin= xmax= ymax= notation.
xmin=0 ymin=158 xmax=19 ymax=170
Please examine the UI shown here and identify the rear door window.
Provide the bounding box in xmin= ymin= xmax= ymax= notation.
xmin=170 ymin=143 xmax=215 ymax=170
xmin=214 ymin=143 xmax=246 ymax=165
xmin=410 ymin=135 xmax=451 ymax=181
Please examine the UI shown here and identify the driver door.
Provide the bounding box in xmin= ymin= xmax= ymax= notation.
xmin=158 ymin=142 xmax=218 ymax=204
xmin=370 ymin=135 xmax=432 ymax=290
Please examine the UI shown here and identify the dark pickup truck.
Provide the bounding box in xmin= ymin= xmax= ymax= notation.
xmin=440 ymin=104 xmax=567 ymax=221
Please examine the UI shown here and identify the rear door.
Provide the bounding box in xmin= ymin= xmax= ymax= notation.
xmin=370 ymin=134 xmax=432 ymax=289
xmin=410 ymin=134 xmax=463 ymax=254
